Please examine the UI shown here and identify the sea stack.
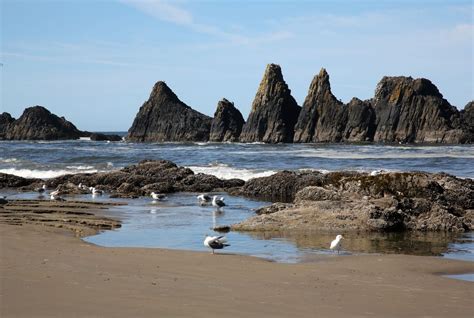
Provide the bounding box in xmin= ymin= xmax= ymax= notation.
xmin=1 ymin=106 xmax=83 ymax=140
xmin=209 ymin=98 xmax=245 ymax=142
xmin=239 ymin=64 xmax=301 ymax=143
xmin=342 ymin=97 xmax=376 ymax=142
xmin=127 ymin=81 xmax=212 ymax=142
xmin=293 ymin=68 xmax=347 ymax=142
xmin=0 ymin=112 xmax=15 ymax=139
xmin=372 ymin=77 xmax=467 ymax=143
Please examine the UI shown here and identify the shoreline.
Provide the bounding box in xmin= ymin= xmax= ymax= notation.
xmin=1 ymin=198 xmax=474 ymax=317
xmin=2 ymin=222 xmax=474 ymax=317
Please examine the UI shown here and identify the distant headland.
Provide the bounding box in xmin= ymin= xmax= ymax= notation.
xmin=1 ymin=64 xmax=473 ymax=144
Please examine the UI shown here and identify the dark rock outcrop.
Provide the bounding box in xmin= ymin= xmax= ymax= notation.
xmin=239 ymin=64 xmax=301 ymax=143
xmin=460 ymin=101 xmax=474 ymax=143
xmin=232 ymin=171 xmax=474 ymax=232
xmin=89 ymin=133 xmax=123 ymax=142
xmin=0 ymin=173 xmax=39 ymax=188
xmin=0 ymin=112 xmax=15 ymax=139
xmin=343 ymin=98 xmax=376 ymax=141
xmin=47 ymin=160 xmax=244 ymax=197
xmin=127 ymin=82 xmax=212 ymax=142
xmin=372 ymin=77 xmax=467 ymax=143
xmin=209 ymin=98 xmax=245 ymax=142
xmin=1 ymin=106 xmax=83 ymax=140
xmin=294 ymin=68 xmax=347 ymax=142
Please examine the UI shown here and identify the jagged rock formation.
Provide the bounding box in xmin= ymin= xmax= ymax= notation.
xmin=460 ymin=101 xmax=474 ymax=143
xmin=293 ymin=69 xmax=471 ymax=144
xmin=294 ymin=68 xmax=347 ymax=142
xmin=209 ymin=98 xmax=245 ymax=142
xmin=1 ymin=106 xmax=83 ymax=140
xmin=372 ymin=77 xmax=467 ymax=143
xmin=232 ymin=171 xmax=474 ymax=233
xmin=127 ymin=81 xmax=212 ymax=142
xmin=343 ymin=98 xmax=376 ymax=141
xmin=239 ymin=64 xmax=301 ymax=143
xmin=0 ymin=112 xmax=15 ymax=139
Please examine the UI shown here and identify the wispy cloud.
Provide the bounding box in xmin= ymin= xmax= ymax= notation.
xmin=119 ymin=0 xmax=292 ymax=46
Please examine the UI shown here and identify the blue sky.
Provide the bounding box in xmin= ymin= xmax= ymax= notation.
xmin=1 ymin=0 xmax=473 ymax=131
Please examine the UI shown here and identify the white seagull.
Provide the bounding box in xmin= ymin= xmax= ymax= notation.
xmin=212 ymin=195 xmax=226 ymax=209
xmin=203 ymin=235 xmax=230 ymax=254
xmin=330 ymin=235 xmax=344 ymax=254
xmin=90 ymin=187 xmax=104 ymax=195
xmin=78 ymin=183 xmax=88 ymax=190
xmin=50 ymin=191 xmax=65 ymax=201
xmin=35 ymin=184 xmax=47 ymax=195
xmin=150 ymin=192 xmax=166 ymax=201
xmin=197 ymin=194 xmax=212 ymax=204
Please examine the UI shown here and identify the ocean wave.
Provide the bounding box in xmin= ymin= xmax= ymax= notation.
xmin=0 ymin=168 xmax=99 ymax=179
xmin=187 ymin=165 xmax=277 ymax=181
xmin=0 ymin=158 xmax=20 ymax=163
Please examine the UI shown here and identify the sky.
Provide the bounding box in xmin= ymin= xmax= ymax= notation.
xmin=1 ymin=0 xmax=473 ymax=131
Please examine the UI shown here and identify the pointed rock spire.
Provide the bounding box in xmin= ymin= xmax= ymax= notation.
xmin=239 ymin=64 xmax=301 ymax=143
xmin=210 ymin=98 xmax=245 ymax=142
xmin=293 ymin=68 xmax=346 ymax=142
xmin=127 ymin=81 xmax=212 ymax=142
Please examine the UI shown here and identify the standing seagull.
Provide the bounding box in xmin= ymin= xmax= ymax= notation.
xmin=197 ymin=194 xmax=212 ymax=205
xmin=35 ymin=184 xmax=47 ymax=196
xmin=150 ymin=192 xmax=166 ymax=201
xmin=212 ymin=195 xmax=226 ymax=210
xmin=90 ymin=187 xmax=104 ymax=195
xmin=330 ymin=235 xmax=344 ymax=254
xmin=203 ymin=235 xmax=230 ymax=254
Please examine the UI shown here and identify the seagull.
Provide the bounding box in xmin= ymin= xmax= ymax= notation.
xmin=50 ymin=192 xmax=65 ymax=201
xmin=150 ymin=192 xmax=166 ymax=201
xmin=78 ymin=183 xmax=88 ymax=190
xmin=0 ymin=196 xmax=8 ymax=205
xmin=203 ymin=235 xmax=230 ymax=254
xmin=197 ymin=194 xmax=212 ymax=204
xmin=35 ymin=184 xmax=47 ymax=195
xmin=212 ymin=195 xmax=226 ymax=209
xmin=330 ymin=235 xmax=344 ymax=254
xmin=90 ymin=187 xmax=104 ymax=195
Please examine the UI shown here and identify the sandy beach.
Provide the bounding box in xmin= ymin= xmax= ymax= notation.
xmin=1 ymin=201 xmax=473 ymax=317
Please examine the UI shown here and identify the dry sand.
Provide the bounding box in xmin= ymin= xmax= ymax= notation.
xmin=1 ymin=201 xmax=474 ymax=317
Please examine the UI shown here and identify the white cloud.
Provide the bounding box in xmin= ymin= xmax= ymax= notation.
xmin=121 ymin=0 xmax=193 ymax=25
xmin=119 ymin=0 xmax=292 ymax=46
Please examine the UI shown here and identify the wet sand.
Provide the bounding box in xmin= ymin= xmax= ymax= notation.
xmin=1 ymin=201 xmax=474 ymax=317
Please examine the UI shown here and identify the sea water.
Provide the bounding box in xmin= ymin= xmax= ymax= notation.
xmin=1 ymin=139 xmax=473 ymax=265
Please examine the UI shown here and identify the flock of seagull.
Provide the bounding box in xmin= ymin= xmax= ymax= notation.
xmin=32 ymin=183 xmax=344 ymax=255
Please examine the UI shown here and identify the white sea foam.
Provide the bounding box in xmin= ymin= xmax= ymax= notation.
xmin=187 ymin=164 xmax=276 ymax=181
xmin=79 ymin=137 xmax=91 ymax=141
xmin=0 ymin=167 xmax=99 ymax=179
xmin=0 ymin=158 xmax=19 ymax=163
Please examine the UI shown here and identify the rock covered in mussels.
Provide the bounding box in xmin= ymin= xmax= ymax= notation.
xmin=127 ymin=82 xmax=212 ymax=142
xmin=209 ymin=98 xmax=245 ymax=142
xmin=372 ymin=76 xmax=467 ymax=143
xmin=239 ymin=64 xmax=301 ymax=143
xmin=1 ymin=106 xmax=83 ymax=140
xmin=232 ymin=171 xmax=474 ymax=232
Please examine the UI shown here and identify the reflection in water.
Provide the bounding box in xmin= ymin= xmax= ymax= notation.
xmin=2 ymin=189 xmax=472 ymax=263
xmin=244 ymin=231 xmax=465 ymax=257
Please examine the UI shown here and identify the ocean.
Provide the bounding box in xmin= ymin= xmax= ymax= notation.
xmin=1 ymin=138 xmax=473 ymax=267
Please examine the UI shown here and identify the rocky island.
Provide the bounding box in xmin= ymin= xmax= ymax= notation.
xmin=0 ymin=106 xmax=122 ymax=141
xmin=126 ymin=64 xmax=473 ymax=144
